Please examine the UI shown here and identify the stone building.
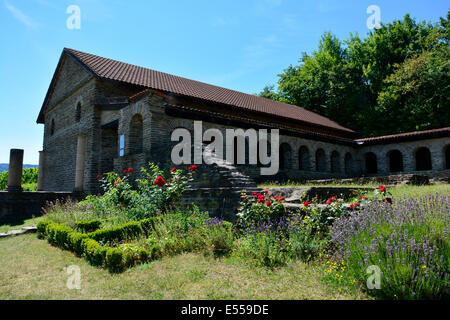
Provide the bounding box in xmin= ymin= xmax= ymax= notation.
xmin=36 ymin=48 xmax=450 ymax=215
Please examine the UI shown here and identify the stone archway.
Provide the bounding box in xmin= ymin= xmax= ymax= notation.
xmin=344 ymin=153 xmax=353 ymax=175
xmin=298 ymin=146 xmax=310 ymax=171
xmin=365 ymin=152 xmax=377 ymax=174
xmin=330 ymin=151 xmax=340 ymax=173
xmin=444 ymin=145 xmax=450 ymax=170
xmin=415 ymin=147 xmax=432 ymax=171
xmin=387 ymin=150 xmax=403 ymax=172
xmin=279 ymin=143 xmax=292 ymax=170
xmin=315 ymin=148 xmax=326 ymax=172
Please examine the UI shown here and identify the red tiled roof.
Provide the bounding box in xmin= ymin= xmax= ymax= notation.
xmin=63 ymin=48 xmax=354 ymax=134
xmin=355 ymin=127 xmax=450 ymax=144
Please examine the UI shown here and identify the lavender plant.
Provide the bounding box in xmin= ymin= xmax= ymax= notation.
xmin=330 ymin=194 xmax=450 ymax=299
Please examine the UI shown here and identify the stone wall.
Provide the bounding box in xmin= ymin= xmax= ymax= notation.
xmin=0 ymin=191 xmax=83 ymax=223
xmin=40 ymin=52 xmax=141 ymax=193
xmin=357 ymin=137 xmax=450 ymax=174
xmin=39 ymin=53 xmax=449 ymax=202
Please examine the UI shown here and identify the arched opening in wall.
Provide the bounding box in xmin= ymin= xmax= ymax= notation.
xmin=444 ymin=145 xmax=450 ymax=170
xmin=75 ymin=102 xmax=81 ymax=122
xmin=50 ymin=119 xmax=55 ymax=136
xmin=257 ymin=139 xmax=271 ymax=167
xmin=279 ymin=143 xmax=292 ymax=170
xmin=298 ymin=146 xmax=310 ymax=170
xmin=415 ymin=147 xmax=432 ymax=171
xmin=388 ymin=150 xmax=403 ymax=172
xmin=129 ymin=114 xmax=143 ymax=154
xmin=315 ymin=148 xmax=326 ymax=172
xmin=344 ymin=153 xmax=353 ymax=175
xmin=233 ymin=137 xmax=239 ymax=165
xmin=365 ymin=152 xmax=377 ymax=174
xmin=330 ymin=151 xmax=340 ymax=173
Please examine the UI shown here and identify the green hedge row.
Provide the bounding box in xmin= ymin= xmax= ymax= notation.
xmin=86 ymin=215 xmax=166 ymax=243
xmin=36 ymin=218 xmax=162 ymax=271
xmin=75 ymin=219 xmax=103 ymax=233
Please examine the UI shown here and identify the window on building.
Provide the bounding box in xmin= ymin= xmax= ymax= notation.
xmin=50 ymin=119 xmax=55 ymax=136
xmin=119 ymin=134 xmax=125 ymax=157
xmin=75 ymin=102 xmax=81 ymax=122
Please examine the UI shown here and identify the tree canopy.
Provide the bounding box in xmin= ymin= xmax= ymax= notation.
xmin=259 ymin=12 xmax=450 ymax=137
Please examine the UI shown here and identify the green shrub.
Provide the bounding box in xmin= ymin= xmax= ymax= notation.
xmin=205 ymin=219 xmax=236 ymax=255
xmin=81 ymin=238 xmax=106 ymax=266
xmin=36 ymin=220 xmax=51 ymax=238
xmin=236 ymin=230 xmax=290 ymax=268
xmin=88 ymin=221 xmax=143 ymax=244
xmin=237 ymin=191 xmax=286 ymax=228
xmin=68 ymin=232 xmax=89 ymax=254
xmin=75 ymin=219 xmax=103 ymax=233
xmin=120 ymin=243 xmax=150 ymax=267
xmin=105 ymin=248 xmax=123 ymax=271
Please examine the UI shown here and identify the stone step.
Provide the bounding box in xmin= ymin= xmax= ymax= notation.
xmin=0 ymin=226 xmax=37 ymax=238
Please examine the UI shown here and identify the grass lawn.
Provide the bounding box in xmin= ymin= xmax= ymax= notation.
xmin=0 ymin=216 xmax=44 ymax=234
xmin=0 ymin=234 xmax=366 ymax=300
xmin=259 ymin=182 xmax=450 ymax=199
xmin=0 ymin=182 xmax=447 ymax=300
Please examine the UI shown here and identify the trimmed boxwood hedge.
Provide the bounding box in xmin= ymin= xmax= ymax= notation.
xmin=75 ymin=219 xmax=103 ymax=233
xmin=36 ymin=216 xmax=167 ymax=272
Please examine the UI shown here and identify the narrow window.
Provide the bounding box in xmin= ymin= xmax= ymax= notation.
xmin=75 ymin=102 xmax=81 ymax=122
xmin=119 ymin=134 xmax=125 ymax=157
xmin=50 ymin=119 xmax=55 ymax=136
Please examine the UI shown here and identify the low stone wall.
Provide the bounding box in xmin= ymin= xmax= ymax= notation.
xmin=180 ymin=187 xmax=247 ymax=222
xmin=306 ymin=170 xmax=450 ymax=186
xmin=266 ymin=186 xmax=373 ymax=202
xmin=0 ymin=191 xmax=84 ymax=224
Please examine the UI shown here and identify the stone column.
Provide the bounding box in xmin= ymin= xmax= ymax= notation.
xmin=6 ymin=149 xmax=24 ymax=192
xmin=37 ymin=151 xmax=45 ymax=191
xmin=74 ymin=135 xmax=87 ymax=192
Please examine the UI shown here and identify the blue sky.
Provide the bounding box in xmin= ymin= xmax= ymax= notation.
xmin=0 ymin=0 xmax=448 ymax=164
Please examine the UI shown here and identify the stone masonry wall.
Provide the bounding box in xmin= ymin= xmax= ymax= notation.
xmin=40 ymin=54 xmax=449 ymax=207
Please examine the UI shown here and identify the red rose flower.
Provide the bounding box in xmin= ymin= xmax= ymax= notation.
xmin=171 ymin=167 xmax=177 ymax=172
xmin=264 ymin=190 xmax=268 ymax=194
xmin=128 ymin=168 xmax=133 ymax=173
xmin=114 ymin=182 xmax=118 ymax=188
xmin=154 ymin=176 xmax=166 ymax=187
xmin=325 ymin=197 xmax=336 ymax=205
xmin=252 ymin=192 xmax=257 ymax=196
xmin=378 ymin=185 xmax=386 ymax=193
xmin=303 ymin=201 xmax=310 ymax=207
xmin=97 ymin=174 xmax=101 ymax=179
xmin=188 ymin=165 xmax=198 ymax=172
xmin=266 ymin=201 xmax=271 ymax=207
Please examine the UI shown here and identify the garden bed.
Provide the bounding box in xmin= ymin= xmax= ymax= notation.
xmin=34 ymin=162 xmax=450 ymax=299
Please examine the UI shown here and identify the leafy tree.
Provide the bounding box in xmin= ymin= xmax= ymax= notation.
xmin=262 ymin=12 xmax=450 ymax=137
